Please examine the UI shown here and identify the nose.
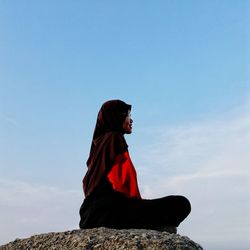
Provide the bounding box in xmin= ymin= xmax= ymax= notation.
xmin=130 ymin=118 xmax=133 ymax=123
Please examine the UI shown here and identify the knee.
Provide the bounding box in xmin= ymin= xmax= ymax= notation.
xmin=178 ymin=196 xmax=191 ymax=216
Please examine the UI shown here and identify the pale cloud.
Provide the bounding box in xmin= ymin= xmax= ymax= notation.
xmin=133 ymin=109 xmax=250 ymax=249
xmin=0 ymin=180 xmax=82 ymax=245
xmin=135 ymin=110 xmax=249 ymax=178
xmin=0 ymin=108 xmax=249 ymax=249
xmin=0 ymin=113 xmax=18 ymax=127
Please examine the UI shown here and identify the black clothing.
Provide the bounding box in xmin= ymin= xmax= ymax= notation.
xmin=80 ymin=177 xmax=191 ymax=229
xmin=79 ymin=191 xmax=191 ymax=229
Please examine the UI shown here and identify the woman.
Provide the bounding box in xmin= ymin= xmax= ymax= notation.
xmin=79 ymin=100 xmax=191 ymax=233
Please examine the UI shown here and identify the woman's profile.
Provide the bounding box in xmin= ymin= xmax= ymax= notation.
xmin=79 ymin=100 xmax=191 ymax=233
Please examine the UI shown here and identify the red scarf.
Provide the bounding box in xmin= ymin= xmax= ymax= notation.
xmin=107 ymin=151 xmax=141 ymax=199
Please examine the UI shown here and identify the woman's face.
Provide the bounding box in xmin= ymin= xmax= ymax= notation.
xmin=122 ymin=111 xmax=133 ymax=134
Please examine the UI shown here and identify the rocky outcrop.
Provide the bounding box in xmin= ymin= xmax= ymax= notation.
xmin=0 ymin=227 xmax=203 ymax=250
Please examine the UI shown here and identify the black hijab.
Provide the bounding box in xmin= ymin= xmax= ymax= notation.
xmin=83 ymin=100 xmax=132 ymax=197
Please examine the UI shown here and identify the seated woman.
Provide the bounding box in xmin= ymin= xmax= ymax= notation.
xmin=79 ymin=100 xmax=191 ymax=233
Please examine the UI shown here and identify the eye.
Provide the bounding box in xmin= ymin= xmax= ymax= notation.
xmin=122 ymin=111 xmax=131 ymax=118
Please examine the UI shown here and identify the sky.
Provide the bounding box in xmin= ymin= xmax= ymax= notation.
xmin=0 ymin=1 xmax=249 ymax=249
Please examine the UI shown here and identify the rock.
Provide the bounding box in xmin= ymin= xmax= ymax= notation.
xmin=0 ymin=227 xmax=203 ymax=250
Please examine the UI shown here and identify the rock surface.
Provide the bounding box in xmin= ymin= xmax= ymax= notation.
xmin=0 ymin=227 xmax=203 ymax=250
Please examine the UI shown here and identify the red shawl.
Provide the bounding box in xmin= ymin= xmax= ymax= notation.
xmin=107 ymin=150 xmax=141 ymax=199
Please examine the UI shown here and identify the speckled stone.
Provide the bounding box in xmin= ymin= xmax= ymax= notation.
xmin=0 ymin=228 xmax=203 ymax=250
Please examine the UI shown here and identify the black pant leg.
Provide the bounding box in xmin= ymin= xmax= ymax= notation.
xmin=134 ymin=195 xmax=191 ymax=228
xmin=80 ymin=194 xmax=191 ymax=229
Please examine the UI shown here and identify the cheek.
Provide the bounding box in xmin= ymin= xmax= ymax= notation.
xmin=122 ymin=118 xmax=130 ymax=129
xmin=126 ymin=119 xmax=131 ymax=127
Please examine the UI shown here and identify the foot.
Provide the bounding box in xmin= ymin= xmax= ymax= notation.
xmin=155 ymin=226 xmax=177 ymax=234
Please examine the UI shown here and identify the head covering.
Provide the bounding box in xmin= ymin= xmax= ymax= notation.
xmin=89 ymin=100 xmax=131 ymax=151
xmin=83 ymin=100 xmax=132 ymax=197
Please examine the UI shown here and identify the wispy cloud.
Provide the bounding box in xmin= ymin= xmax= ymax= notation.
xmin=0 ymin=108 xmax=249 ymax=249
xmin=134 ymin=108 xmax=250 ymax=249
xmin=0 ymin=113 xmax=18 ymax=127
xmin=0 ymin=180 xmax=82 ymax=245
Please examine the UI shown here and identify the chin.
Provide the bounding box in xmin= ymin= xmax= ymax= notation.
xmin=125 ymin=130 xmax=132 ymax=134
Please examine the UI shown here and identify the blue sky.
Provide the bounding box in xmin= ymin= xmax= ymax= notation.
xmin=0 ymin=1 xmax=249 ymax=249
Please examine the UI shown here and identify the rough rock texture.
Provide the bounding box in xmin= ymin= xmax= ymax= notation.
xmin=0 ymin=227 xmax=203 ymax=250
